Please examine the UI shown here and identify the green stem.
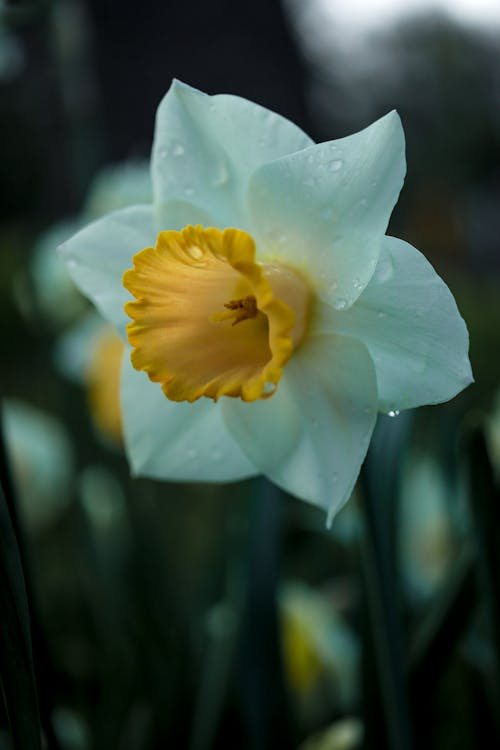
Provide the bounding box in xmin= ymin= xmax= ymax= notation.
xmin=359 ymin=415 xmax=414 ymax=750
xmin=466 ymin=425 xmax=500 ymax=734
xmin=237 ymin=479 xmax=294 ymax=750
xmin=0 ymin=423 xmax=42 ymax=750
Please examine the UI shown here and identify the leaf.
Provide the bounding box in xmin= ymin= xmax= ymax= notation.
xmin=0 ymin=421 xmax=42 ymax=749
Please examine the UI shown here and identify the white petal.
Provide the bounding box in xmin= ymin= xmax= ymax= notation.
xmin=152 ymin=80 xmax=313 ymax=230
xmin=222 ymin=335 xmax=378 ymax=522
xmin=155 ymin=199 xmax=216 ymax=231
xmin=248 ymin=111 xmax=406 ymax=308
xmin=221 ymin=375 xmax=303 ymax=473
xmin=315 ymin=236 xmax=473 ymax=411
xmin=59 ymin=205 xmax=156 ymax=336
xmin=121 ymin=354 xmax=258 ymax=483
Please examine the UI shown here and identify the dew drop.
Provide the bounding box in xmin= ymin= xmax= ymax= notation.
xmin=262 ymin=381 xmax=276 ymax=396
xmin=326 ymin=506 xmax=336 ymax=529
xmin=158 ymin=147 xmax=168 ymax=160
xmin=359 ymin=197 xmax=368 ymax=208
xmin=377 ymin=311 xmax=387 ymax=319
xmin=212 ymin=162 xmax=229 ymax=187
xmin=187 ymin=245 xmax=204 ymax=260
xmin=173 ymin=142 xmax=185 ymax=156
xmin=328 ymin=159 xmax=343 ymax=172
xmin=374 ymin=257 xmax=393 ymax=284
xmin=333 ymin=298 xmax=347 ymax=311
xmin=266 ymin=229 xmax=288 ymax=246
xmin=387 ymin=410 xmax=400 ymax=418
xmin=353 ymin=277 xmax=363 ymax=291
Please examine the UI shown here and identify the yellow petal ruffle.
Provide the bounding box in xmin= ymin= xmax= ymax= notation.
xmin=123 ymin=225 xmax=309 ymax=403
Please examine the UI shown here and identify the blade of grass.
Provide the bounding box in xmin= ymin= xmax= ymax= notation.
xmin=0 ymin=478 xmax=42 ymax=750
xmin=359 ymin=413 xmax=414 ymax=750
xmin=408 ymin=545 xmax=476 ymax=685
xmin=1 ymin=403 xmax=62 ymax=750
xmin=237 ymin=479 xmax=294 ymax=750
xmin=465 ymin=424 xmax=500 ymax=734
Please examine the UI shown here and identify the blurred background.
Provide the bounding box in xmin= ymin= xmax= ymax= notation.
xmin=1 ymin=0 xmax=500 ymax=748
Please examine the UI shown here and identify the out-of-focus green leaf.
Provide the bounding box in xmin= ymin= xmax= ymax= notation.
xmin=0 ymin=478 xmax=42 ymax=750
xmin=465 ymin=424 xmax=500 ymax=731
xmin=408 ymin=546 xmax=476 ymax=689
xmin=359 ymin=412 xmax=415 ymax=750
xmin=237 ymin=480 xmax=294 ymax=750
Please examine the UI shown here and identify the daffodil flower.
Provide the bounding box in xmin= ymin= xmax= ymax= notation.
xmin=60 ymin=80 xmax=472 ymax=522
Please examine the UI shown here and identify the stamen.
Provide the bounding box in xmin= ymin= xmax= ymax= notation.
xmin=224 ymin=295 xmax=258 ymax=326
xmin=211 ymin=295 xmax=259 ymax=326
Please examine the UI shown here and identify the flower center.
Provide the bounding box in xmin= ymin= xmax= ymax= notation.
xmin=214 ymin=295 xmax=259 ymax=326
xmin=123 ymin=225 xmax=311 ymax=403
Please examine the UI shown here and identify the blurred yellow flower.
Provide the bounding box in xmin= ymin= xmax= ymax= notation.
xmin=280 ymin=583 xmax=359 ymax=712
xmin=282 ymin=606 xmax=325 ymax=695
xmin=86 ymin=328 xmax=124 ymax=445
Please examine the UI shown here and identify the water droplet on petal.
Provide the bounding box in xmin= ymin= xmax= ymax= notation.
xmin=262 ymin=382 xmax=276 ymax=396
xmin=212 ymin=162 xmax=230 ymax=187
xmin=374 ymin=257 xmax=394 ymax=284
xmin=266 ymin=229 xmax=288 ymax=246
xmin=353 ymin=277 xmax=363 ymax=291
xmin=328 ymin=159 xmax=343 ymax=172
xmin=187 ymin=245 xmax=204 ymax=260
xmin=387 ymin=410 xmax=400 ymax=418
xmin=377 ymin=311 xmax=387 ymax=319
xmin=334 ymin=298 xmax=347 ymax=311
xmin=158 ymin=147 xmax=168 ymax=159
xmin=173 ymin=142 xmax=185 ymax=157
